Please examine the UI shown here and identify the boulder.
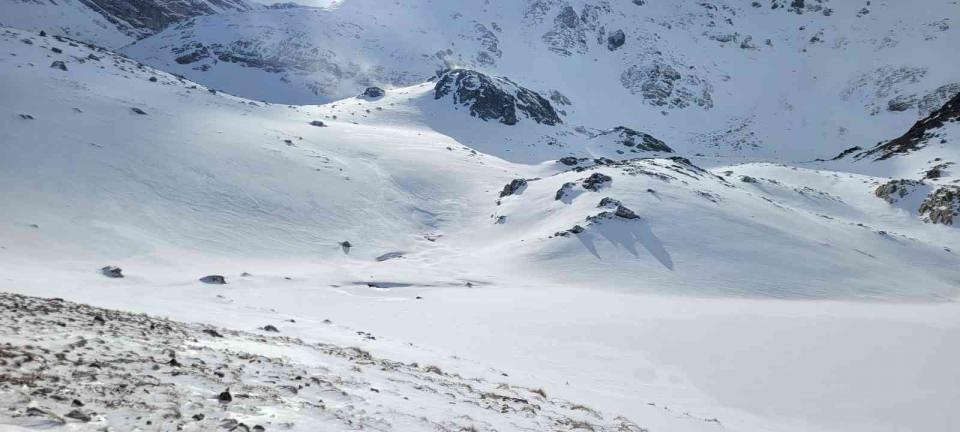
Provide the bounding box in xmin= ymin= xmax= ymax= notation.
xmin=199 ymin=275 xmax=227 ymax=284
xmin=100 ymin=266 xmax=124 ymax=278
xmin=361 ymin=87 xmax=385 ymax=98
xmin=50 ymin=61 xmax=68 ymax=71
xmin=607 ymin=30 xmax=626 ymax=51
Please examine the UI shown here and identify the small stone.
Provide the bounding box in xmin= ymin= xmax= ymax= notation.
xmin=262 ymin=325 xmax=279 ymax=332
xmin=309 ymin=120 xmax=326 ymax=127
xmin=130 ymin=107 xmax=147 ymax=115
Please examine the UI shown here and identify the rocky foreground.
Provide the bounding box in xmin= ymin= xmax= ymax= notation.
xmin=0 ymin=292 xmax=646 ymax=431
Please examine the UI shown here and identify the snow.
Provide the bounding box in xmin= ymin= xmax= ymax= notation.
xmin=1 ymin=1 xmax=960 ymax=430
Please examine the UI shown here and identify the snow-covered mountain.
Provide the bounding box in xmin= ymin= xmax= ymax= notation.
xmin=2 ymin=1 xmax=960 ymax=431
xmin=118 ymin=0 xmax=960 ymax=162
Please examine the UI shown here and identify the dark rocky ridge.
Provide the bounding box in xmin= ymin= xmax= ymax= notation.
xmin=858 ymin=91 xmax=960 ymax=160
xmin=434 ymin=69 xmax=562 ymax=126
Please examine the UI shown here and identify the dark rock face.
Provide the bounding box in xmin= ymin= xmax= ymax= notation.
xmin=596 ymin=126 xmax=672 ymax=153
xmin=434 ymin=69 xmax=562 ymax=126
xmin=607 ymin=29 xmax=626 ymax=51
xmin=100 ymin=266 xmax=124 ymax=278
xmin=50 ymin=60 xmax=68 ymax=71
xmin=582 ymin=173 xmax=612 ymax=191
xmin=858 ymin=91 xmax=960 ymax=160
xmin=361 ymin=87 xmax=385 ymax=99
xmin=919 ymin=187 xmax=960 ymax=225
xmin=558 ymin=156 xmax=580 ymax=166
xmin=875 ymin=179 xmax=923 ymax=204
xmin=199 ymin=275 xmax=226 ymax=284
xmin=499 ymin=178 xmax=528 ymax=198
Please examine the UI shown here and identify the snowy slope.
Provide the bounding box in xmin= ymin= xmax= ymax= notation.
xmin=3 ymin=19 xmax=960 ymax=432
xmin=121 ymin=0 xmax=960 ymax=162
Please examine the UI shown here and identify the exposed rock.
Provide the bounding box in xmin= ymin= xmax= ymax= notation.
xmin=199 ymin=275 xmax=227 ymax=284
xmin=555 ymin=182 xmax=576 ymax=201
xmin=340 ymin=241 xmax=352 ymax=254
xmin=582 ymin=173 xmax=612 ymax=191
xmin=218 ymin=389 xmax=233 ymax=403
xmin=594 ymin=126 xmax=672 ymax=153
xmin=858 ymin=91 xmax=960 ymax=160
xmin=376 ymin=252 xmax=404 ymax=261
xmin=598 ymin=198 xmax=639 ymax=219
xmin=541 ymin=6 xmax=588 ymax=57
xmin=261 ymin=325 xmax=279 ymax=333
xmin=740 ymin=175 xmax=758 ymax=183
xmin=925 ymin=163 xmax=952 ymax=180
xmin=64 ymin=409 xmax=92 ymax=422
xmin=309 ymin=120 xmax=326 ymax=127
xmin=558 ymin=156 xmax=580 ymax=166
xmin=19 ymin=114 xmax=35 ymax=120
xmin=434 ymin=69 xmax=561 ymax=126
xmin=875 ymin=179 xmax=924 ymax=204
xmin=918 ymin=186 xmax=960 ymax=225
xmin=621 ymin=60 xmax=713 ymax=109
xmin=25 ymin=407 xmax=65 ymax=426
xmin=607 ymin=29 xmax=626 ymax=51
xmin=130 ymin=107 xmax=148 ymax=115
xmin=828 ymin=146 xmax=862 ymax=161
xmin=100 ymin=266 xmax=124 ymax=278
xmin=499 ymin=178 xmax=528 ymax=198
xmin=598 ymin=197 xmax=621 ymax=208
xmin=361 ymin=87 xmax=385 ymax=99
xmin=614 ymin=205 xmax=640 ymax=219
xmin=50 ymin=60 xmax=67 ymax=71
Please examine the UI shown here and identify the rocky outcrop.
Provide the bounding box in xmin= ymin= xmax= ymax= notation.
xmin=620 ymin=60 xmax=714 ymax=110
xmin=582 ymin=173 xmax=612 ymax=191
xmin=594 ymin=126 xmax=673 ymax=153
xmin=858 ymin=91 xmax=959 ymax=160
xmin=918 ymin=186 xmax=960 ymax=225
xmin=875 ymin=179 xmax=924 ymax=204
xmin=361 ymin=87 xmax=385 ymax=99
xmin=434 ymin=69 xmax=562 ymax=126
xmin=499 ymin=178 xmax=529 ymax=198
